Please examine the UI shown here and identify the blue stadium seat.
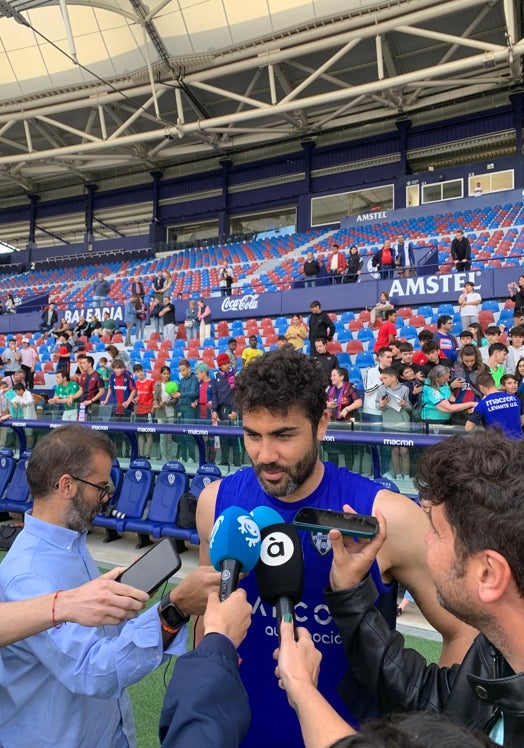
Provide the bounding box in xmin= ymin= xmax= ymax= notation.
xmin=0 ymin=448 xmax=16 ymax=500
xmin=481 ymin=300 xmax=499 ymax=312
xmin=123 ymin=461 xmax=189 ymax=542
xmin=190 ymin=463 xmax=222 ymax=498
xmin=0 ymin=450 xmax=32 ymax=515
xmin=92 ymin=458 xmax=154 ymax=541
xmin=355 ymin=351 xmax=375 ymax=370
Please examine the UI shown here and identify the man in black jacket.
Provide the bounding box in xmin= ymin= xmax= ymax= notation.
xmin=308 ymin=300 xmax=336 ymax=350
xmin=450 ymin=228 xmax=471 ymax=271
xmin=323 ymin=429 xmax=524 ymax=747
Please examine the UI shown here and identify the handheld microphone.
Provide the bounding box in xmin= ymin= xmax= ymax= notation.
xmin=209 ymin=505 xmax=261 ymax=600
xmin=250 ymin=506 xmax=284 ymax=530
xmin=255 ymin=523 xmax=304 ymax=639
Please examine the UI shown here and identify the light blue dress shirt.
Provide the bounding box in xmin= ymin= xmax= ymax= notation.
xmin=0 ymin=512 xmax=187 ymax=748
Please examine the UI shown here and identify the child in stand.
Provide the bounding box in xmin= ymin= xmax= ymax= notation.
xmin=0 ymin=381 xmax=12 ymax=448
xmin=11 ymin=382 xmax=37 ymax=447
xmin=376 ymin=366 xmax=412 ymax=481
xmin=96 ymin=356 xmax=111 ymax=388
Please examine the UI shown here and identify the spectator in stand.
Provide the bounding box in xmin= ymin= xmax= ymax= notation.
xmin=77 ymin=355 xmax=105 ymax=420
xmin=372 ymin=239 xmax=397 ymax=280
xmin=50 ymin=317 xmax=72 ymax=340
xmin=48 ymin=370 xmax=81 ymax=421
xmin=130 ymin=276 xmax=145 ymax=302
xmin=325 ymin=366 xmax=362 ymax=468
xmin=506 ymin=326 xmax=524 ymax=374
xmin=101 ymin=359 xmax=135 ymax=456
xmin=433 ymin=315 xmax=459 ymax=364
xmin=412 ymin=329 xmax=434 ymax=367
xmin=96 ymin=357 xmax=111 ymax=388
xmin=149 ymin=297 xmax=163 ymax=334
xmin=420 ymin=365 xmax=475 ymax=425
xmin=369 ymin=291 xmax=394 ymax=327
xmin=311 ymin=338 xmax=340 ymax=387
xmin=73 ymin=316 xmax=89 ymax=339
xmin=326 ymin=243 xmax=347 ymax=285
xmin=362 ymin=347 xmax=393 ymax=425
xmin=419 ymin=341 xmax=453 ymax=378
xmin=175 ymin=359 xmax=199 ymax=463
xmin=373 ymin=308 xmax=397 ymax=353
xmin=465 ymin=372 xmax=523 ymax=439
xmin=153 ymin=366 xmax=177 ymax=463
xmin=515 ymin=358 xmax=524 ymax=394
xmin=100 ymin=311 xmax=119 ymax=338
xmin=124 ymin=295 xmax=138 ymax=347
xmin=212 ymin=353 xmax=241 ymax=467
xmin=19 ymin=337 xmax=37 ymax=389
xmin=105 ymin=344 xmax=133 ymax=372
xmin=450 ymin=228 xmax=471 ymax=271
xmin=303 ymin=251 xmax=320 ymax=288
xmin=485 ymin=342 xmax=509 ymax=388
xmin=458 ymin=329 xmax=474 ymax=349
xmin=5 ymin=293 xmax=16 ymax=314
xmin=159 ymin=296 xmax=176 ymax=343
xmin=11 ymin=382 xmax=37 ymax=446
xmin=507 ymin=275 xmax=524 ymax=314
xmin=501 ymin=374 xmax=524 ymax=422
xmin=2 ymin=339 xmax=21 ymax=377
xmin=468 ymin=321 xmax=486 ymax=348
xmin=480 ymin=325 xmax=502 ymax=361
xmin=152 ymin=270 xmax=165 ymax=303
xmin=86 ymin=314 xmax=101 ymax=338
xmin=285 ymin=314 xmax=308 ymax=351
xmin=473 ymin=180 xmax=483 ymax=195
xmin=135 ymin=296 xmax=147 ymax=341
xmin=394 ymin=234 xmax=415 ymax=278
xmin=226 ymin=338 xmax=238 ymax=370
xmin=195 ymin=362 xmax=216 ymax=463
xmin=92 ymin=272 xmax=111 ymax=309
xmin=450 ymin=344 xmax=487 ymax=408
xmin=132 ymin=364 xmax=155 ymax=459
xmin=376 ymin=366 xmax=411 ymax=480
xmin=161 ymin=270 xmax=173 ymax=298
xmin=458 ymin=281 xmax=481 ymax=329
xmin=241 ymin=335 xmax=263 ymax=368
xmin=399 ymin=363 xmax=423 ymax=407
xmin=343 ymin=246 xmax=362 ymax=283
xmin=308 ymin=300 xmax=335 ymax=348
xmin=197 ymin=298 xmax=212 ymax=346
xmin=40 ymin=302 xmax=58 ymax=334
xmin=55 ymin=333 xmax=72 ymax=375
xmin=184 ymin=300 xmax=198 ymax=341
xmin=2 ymin=369 xmax=25 ymax=390
xmin=219 ymin=259 xmax=234 ymax=296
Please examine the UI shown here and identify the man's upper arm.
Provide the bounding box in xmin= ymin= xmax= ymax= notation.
xmin=374 ymin=489 xmax=477 ymax=666
xmin=196 ymin=480 xmax=222 ymax=565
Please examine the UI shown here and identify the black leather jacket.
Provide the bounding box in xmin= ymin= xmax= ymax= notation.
xmin=325 ymin=575 xmax=524 ymax=747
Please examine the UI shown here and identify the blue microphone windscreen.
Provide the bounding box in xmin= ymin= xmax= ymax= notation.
xmin=209 ymin=505 xmax=261 ymax=573
xmin=250 ymin=506 xmax=284 ymax=530
xmin=255 ymin=523 xmax=304 ymax=605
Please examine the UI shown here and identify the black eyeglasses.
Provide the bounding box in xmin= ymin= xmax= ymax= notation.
xmin=70 ymin=476 xmax=114 ymax=502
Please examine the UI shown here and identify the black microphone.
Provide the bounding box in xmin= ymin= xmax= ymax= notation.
xmin=255 ymin=523 xmax=304 ymax=640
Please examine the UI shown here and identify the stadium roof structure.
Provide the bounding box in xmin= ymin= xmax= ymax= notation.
xmin=0 ymin=0 xmax=523 ymax=197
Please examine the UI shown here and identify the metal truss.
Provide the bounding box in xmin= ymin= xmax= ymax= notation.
xmin=0 ymin=0 xmax=522 ymax=195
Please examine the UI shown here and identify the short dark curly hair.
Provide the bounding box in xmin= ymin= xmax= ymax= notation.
xmin=234 ymin=347 xmax=327 ymax=430
xmin=414 ymin=430 xmax=524 ymax=595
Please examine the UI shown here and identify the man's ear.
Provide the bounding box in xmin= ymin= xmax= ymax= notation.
xmin=476 ymin=550 xmax=513 ymax=604
xmin=316 ymin=409 xmax=331 ymax=442
xmin=55 ymin=474 xmax=75 ymax=500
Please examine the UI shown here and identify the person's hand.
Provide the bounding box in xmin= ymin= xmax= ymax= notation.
xmin=56 ymin=568 xmax=149 ymax=627
xmin=379 ymin=395 xmax=389 ymax=407
xmin=169 ymin=565 xmax=221 ymax=616
xmin=329 ymin=505 xmax=387 ymax=591
xmin=203 ymin=589 xmax=252 ymax=648
xmin=273 ymin=622 xmax=322 ymax=708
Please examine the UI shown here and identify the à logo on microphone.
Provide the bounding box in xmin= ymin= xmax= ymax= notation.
xmin=260 ymin=532 xmax=295 ymax=566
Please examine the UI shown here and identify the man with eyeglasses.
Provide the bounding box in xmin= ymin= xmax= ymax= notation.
xmin=0 ymin=424 xmax=221 ymax=748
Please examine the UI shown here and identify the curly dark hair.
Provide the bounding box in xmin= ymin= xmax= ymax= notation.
xmin=330 ymin=711 xmax=496 ymax=747
xmin=414 ymin=430 xmax=524 ymax=595
xmin=234 ymin=347 xmax=327 ymax=430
